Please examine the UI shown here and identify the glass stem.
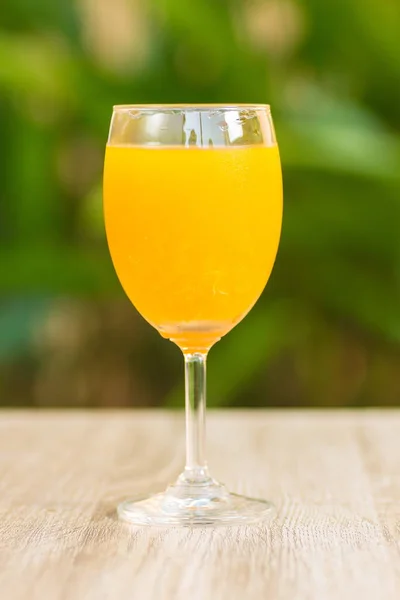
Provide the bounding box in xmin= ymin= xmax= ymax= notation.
xmin=181 ymin=352 xmax=210 ymax=484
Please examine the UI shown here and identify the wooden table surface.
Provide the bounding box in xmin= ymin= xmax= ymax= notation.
xmin=0 ymin=410 xmax=399 ymax=600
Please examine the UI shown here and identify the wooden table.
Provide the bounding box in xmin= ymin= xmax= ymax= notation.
xmin=0 ymin=410 xmax=399 ymax=599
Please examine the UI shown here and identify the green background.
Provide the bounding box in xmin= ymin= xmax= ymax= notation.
xmin=1 ymin=0 xmax=400 ymax=407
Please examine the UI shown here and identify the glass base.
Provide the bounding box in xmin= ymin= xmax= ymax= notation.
xmin=117 ymin=477 xmax=275 ymax=526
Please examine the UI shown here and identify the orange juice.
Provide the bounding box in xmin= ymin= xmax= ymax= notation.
xmin=103 ymin=145 xmax=282 ymax=352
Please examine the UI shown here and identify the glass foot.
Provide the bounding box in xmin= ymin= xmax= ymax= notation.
xmin=117 ymin=478 xmax=275 ymax=526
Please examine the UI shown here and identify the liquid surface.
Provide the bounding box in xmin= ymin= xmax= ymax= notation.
xmin=103 ymin=145 xmax=282 ymax=351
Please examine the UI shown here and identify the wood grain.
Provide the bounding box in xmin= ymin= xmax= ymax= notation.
xmin=0 ymin=410 xmax=399 ymax=599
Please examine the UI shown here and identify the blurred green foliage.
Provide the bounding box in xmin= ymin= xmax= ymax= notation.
xmin=0 ymin=0 xmax=400 ymax=407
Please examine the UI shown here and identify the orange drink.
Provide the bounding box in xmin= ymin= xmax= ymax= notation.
xmin=104 ymin=145 xmax=282 ymax=352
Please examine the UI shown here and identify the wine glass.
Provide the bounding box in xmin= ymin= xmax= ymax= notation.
xmin=103 ymin=104 xmax=282 ymax=525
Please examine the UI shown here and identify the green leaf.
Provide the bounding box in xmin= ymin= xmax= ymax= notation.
xmin=0 ymin=298 xmax=51 ymax=361
xmin=0 ymin=34 xmax=77 ymax=106
xmin=0 ymin=246 xmax=118 ymax=294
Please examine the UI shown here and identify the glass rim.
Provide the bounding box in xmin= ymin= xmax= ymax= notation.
xmin=112 ymin=103 xmax=271 ymax=112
